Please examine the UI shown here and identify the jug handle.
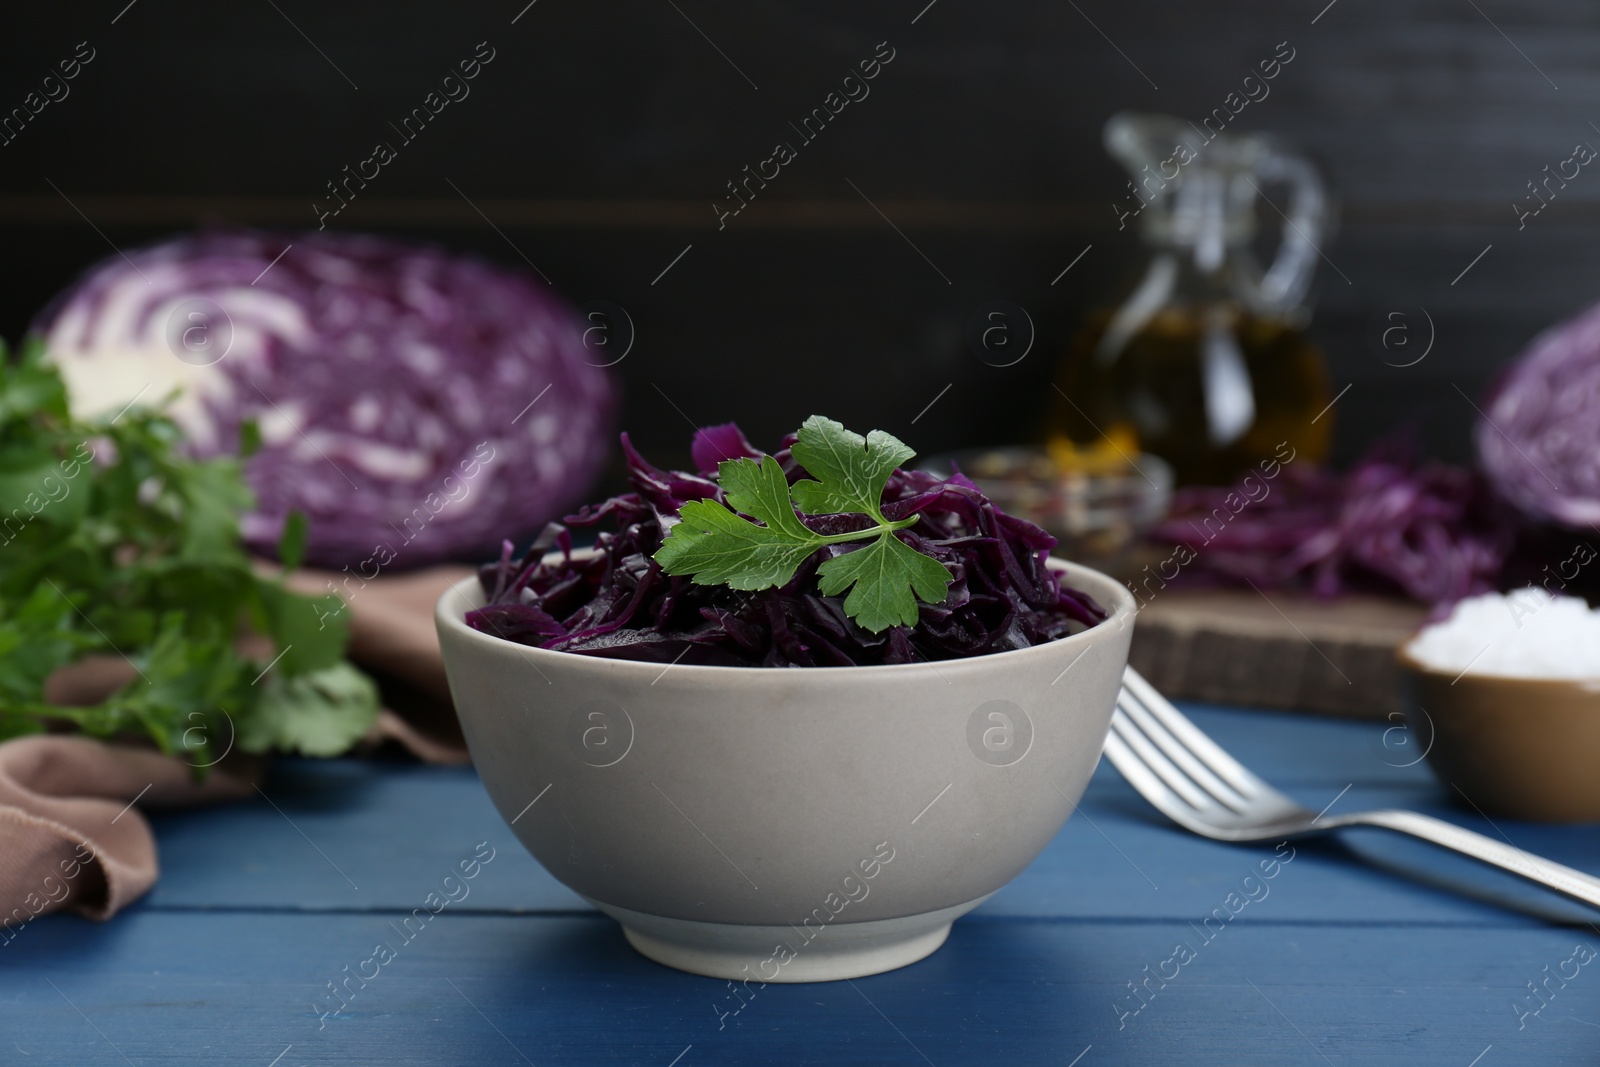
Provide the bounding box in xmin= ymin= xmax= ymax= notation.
xmin=1248 ymin=147 xmax=1328 ymax=311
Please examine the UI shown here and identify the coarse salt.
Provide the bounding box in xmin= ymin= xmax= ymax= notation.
xmin=1405 ymin=588 xmax=1600 ymax=679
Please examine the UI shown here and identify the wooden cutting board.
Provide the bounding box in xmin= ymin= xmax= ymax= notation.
xmin=1125 ymin=587 xmax=1428 ymax=720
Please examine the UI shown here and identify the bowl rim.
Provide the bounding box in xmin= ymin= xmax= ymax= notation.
xmin=1395 ymin=642 xmax=1600 ymax=688
xmin=435 ymin=549 xmax=1137 ymax=680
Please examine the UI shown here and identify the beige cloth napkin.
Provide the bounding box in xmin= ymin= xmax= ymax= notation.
xmin=0 ymin=565 xmax=476 ymax=932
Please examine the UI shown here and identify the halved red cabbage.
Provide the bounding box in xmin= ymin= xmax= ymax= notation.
xmin=1477 ymin=302 xmax=1600 ymax=528
xmin=37 ymin=230 xmax=614 ymax=568
xmin=467 ymin=423 xmax=1107 ymax=666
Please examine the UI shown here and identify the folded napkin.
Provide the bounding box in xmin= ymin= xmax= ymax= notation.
xmin=0 ymin=737 xmax=258 ymax=933
xmin=0 ymin=564 xmax=476 ymax=933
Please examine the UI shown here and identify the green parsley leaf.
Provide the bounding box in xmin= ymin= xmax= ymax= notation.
xmin=817 ymin=533 xmax=953 ymax=633
xmin=655 ymin=457 xmax=823 ymax=589
xmin=653 ymin=416 xmax=952 ymax=632
xmin=0 ymin=336 xmax=67 ymax=425
xmin=789 ymin=415 xmax=915 ymax=518
xmin=237 ymin=663 xmax=381 ymax=757
xmin=238 ymin=417 xmax=262 ymax=458
xmin=0 ymin=335 xmax=379 ymax=768
xmin=718 ymin=454 xmax=813 ymax=539
xmin=278 ymin=509 xmax=309 ymax=572
xmin=255 ymin=581 xmax=349 ymax=676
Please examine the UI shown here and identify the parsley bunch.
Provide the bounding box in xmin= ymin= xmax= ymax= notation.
xmin=0 ymin=337 xmax=378 ymax=767
xmin=655 ymin=415 xmax=952 ymax=632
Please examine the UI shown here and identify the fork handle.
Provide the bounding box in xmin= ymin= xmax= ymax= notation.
xmin=1350 ymin=809 xmax=1600 ymax=911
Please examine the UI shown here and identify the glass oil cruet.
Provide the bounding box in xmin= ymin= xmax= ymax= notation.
xmin=1048 ymin=112 xmax=1334 ymax=486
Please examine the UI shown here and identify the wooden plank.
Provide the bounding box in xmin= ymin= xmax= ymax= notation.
xmin=5 ymin=1 xmax=1600 ymax=205
xmin=143 ymin=761 xmax=586 ymax=914
xmin=6 ymin=0 xmax=1600 ymax=478
xmin=1129 ymin=590 xmax=1429 ymax=718
xmin=3 ymin=911 xmax=1594 ymax=1066
xmin=8 ymin=708 xmax=1598 ymax=1064
xmin=140 ymin=708 xmax=1600 ymax=928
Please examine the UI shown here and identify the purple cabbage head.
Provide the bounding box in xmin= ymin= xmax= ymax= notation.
xmin=467 ymin=422 xmax=1107 ymax=667
xmin=1477 ymin=301 xmax=1600 ymax=528
xmin=37 ymin=229 xmax=614 ymax=568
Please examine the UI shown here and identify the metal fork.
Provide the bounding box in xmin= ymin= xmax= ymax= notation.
xmin=1104 ymin=667 xmax=1600 ymax=911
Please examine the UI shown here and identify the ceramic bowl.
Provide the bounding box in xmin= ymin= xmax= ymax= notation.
xmin=435 ymin=554 xmax=1136 ymax=982
xmin=1397 ymin=647 xmax=1600 ymax=823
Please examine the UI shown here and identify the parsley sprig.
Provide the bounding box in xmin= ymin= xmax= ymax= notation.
xmin=0 ymin=336 xmax=378 ymax=768
xmin=654 ymin=415 xmax=951 ymax=632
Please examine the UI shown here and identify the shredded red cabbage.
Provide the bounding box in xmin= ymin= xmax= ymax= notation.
xmin=1477 ymin=301 xmax=1600 ymax=528
xmin=467 ymin=423 xmax=1107 ymax=666
xmin=1147 ymin=444 xmax=1516 ymax=605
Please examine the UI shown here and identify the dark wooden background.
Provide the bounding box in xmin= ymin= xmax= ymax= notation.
xmin=2 ymin=0 xmax=1595 ymax=478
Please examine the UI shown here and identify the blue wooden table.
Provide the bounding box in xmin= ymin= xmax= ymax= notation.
xmin=4 ymin=704 xmax=1598 ymax=1066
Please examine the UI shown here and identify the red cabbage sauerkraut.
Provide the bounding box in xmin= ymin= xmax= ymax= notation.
xmin=468 ymin=423 xmax=1107 ymax=666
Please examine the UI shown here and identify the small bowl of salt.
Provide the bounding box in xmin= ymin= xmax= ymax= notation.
xmin=1399 ymin=589 xmax=1600 ymax=823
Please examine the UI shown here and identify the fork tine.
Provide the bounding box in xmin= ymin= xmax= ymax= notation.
xmin=1122 ymin=668 xmax=1270 ymax=800
xmin=1117 ymin=687 xmax=1253 ymax=812
xmin=1102 ymin=722 xmax=1214 ymax=832
xmin=1107 ymin=706 xmax=1220 ymax=814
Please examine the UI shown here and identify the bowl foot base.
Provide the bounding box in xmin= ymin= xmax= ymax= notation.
xmin=588 ymin=897 xmax=989 ymax=983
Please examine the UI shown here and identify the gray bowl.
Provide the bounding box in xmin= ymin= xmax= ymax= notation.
xmin=435 ymin=555 xmax=1136 ymax=982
